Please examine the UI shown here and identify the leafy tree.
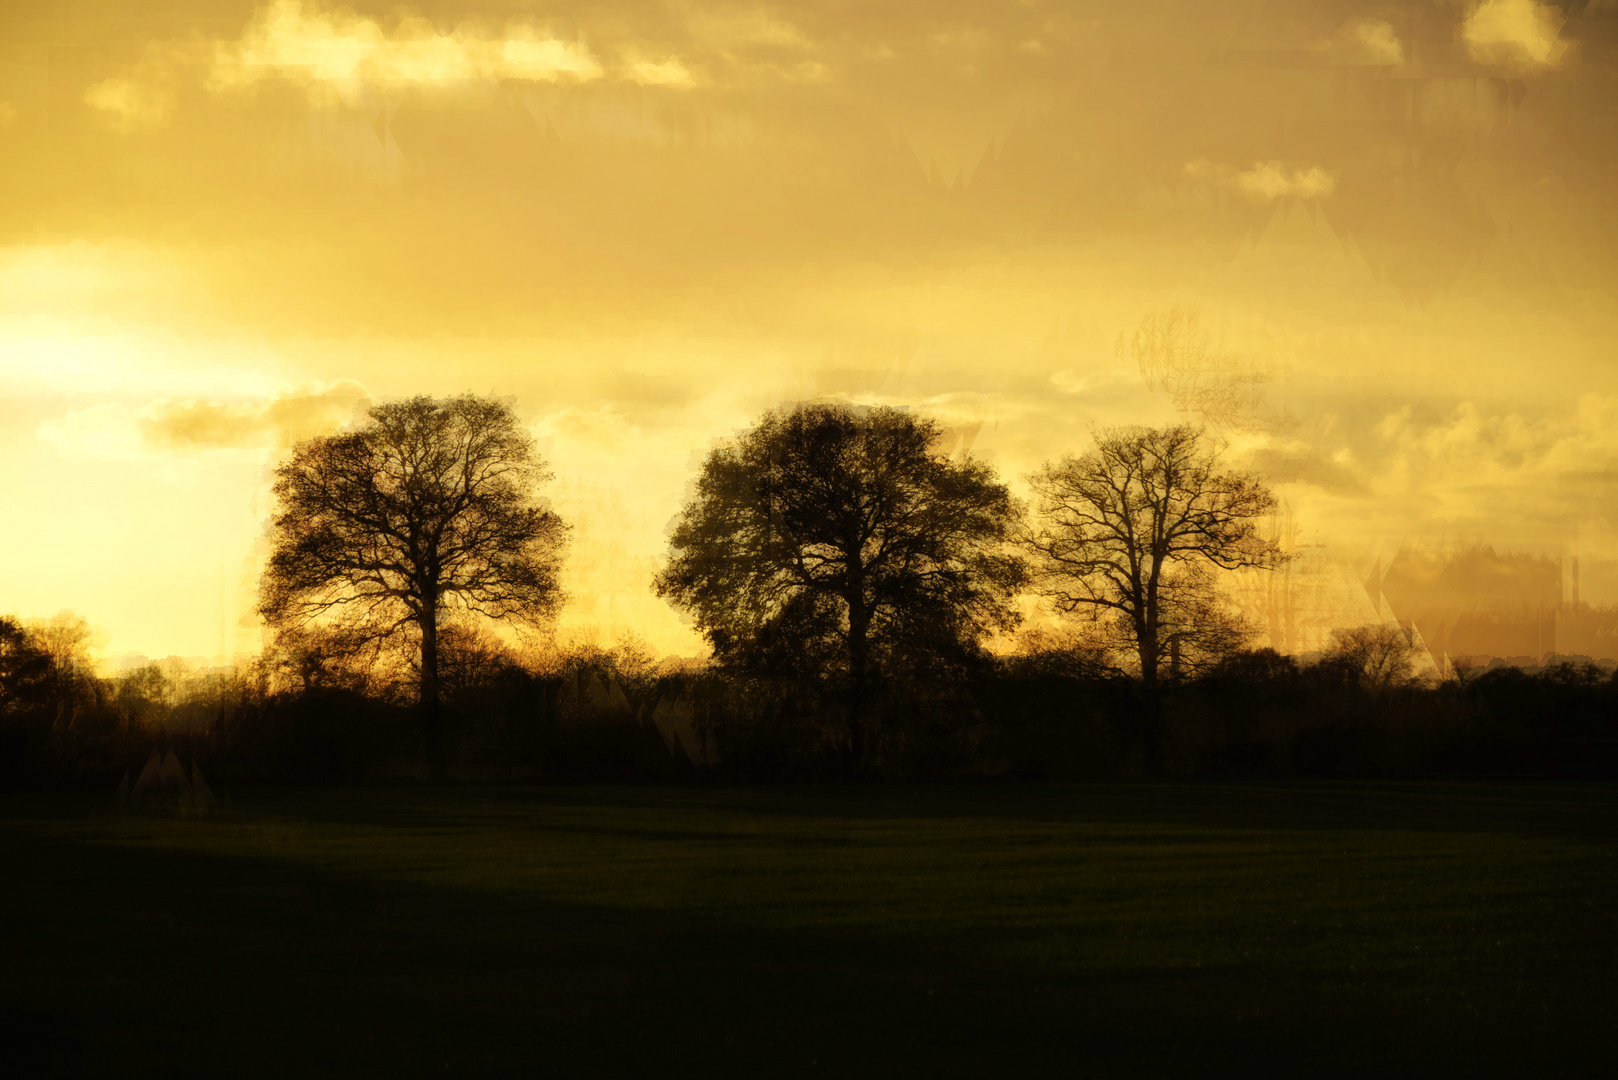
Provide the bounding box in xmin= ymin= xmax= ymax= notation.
xmin=0 ymin=617 xmax=51 ymax=718
xmin=113 ymin=663 xmax=173 ymax=730
xmin=1023 ymin=423 xmax=1278 ymax=772
xmin=655 ymin=402 xmax=1026 ymax=767
xmin=0 ymin=617 xmax=55 ymax=784
xmin=259 ymin=394 xmax=568 ymax=779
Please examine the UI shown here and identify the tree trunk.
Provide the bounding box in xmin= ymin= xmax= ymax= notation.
xmin=1138 ymin=628 xmax=1165 ymax=777
xmin=846 ymin=604 xmax=871 ymax=776
xmin=421 ymin=612 xmax=448 ymax=782
xmin=1139 ymin=676 xmax=1164 ymax=777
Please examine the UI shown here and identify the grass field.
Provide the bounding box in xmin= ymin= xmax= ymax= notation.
xmin=3 ymin=781 xmax=1615 ymax=1077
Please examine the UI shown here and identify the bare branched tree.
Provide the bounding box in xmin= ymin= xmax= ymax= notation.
xmin=24 ymin=612 xmax=101 ymax=729
xmin=1023 ymin=423 xmax=1279 ymax=772
xmin=259 ymin=394 xmax=568 ymax=779
xmin=1325 ymin=624 xmax=1419 ymax=694
xmin=1121 ymin=306 xmax=1293 ymax=434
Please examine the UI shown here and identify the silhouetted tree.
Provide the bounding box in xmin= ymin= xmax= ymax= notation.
xmin=259 ymin=394 xmax=567 ymax=779
xmin=1326 ymin=624 xmax=1421 ymax=694
xmin=23 ymin=612 xmax=101 ymax=729
xmin=655 ymin=402 xmax=1026 ymax=769
xmin=263 ymin=623 xmax=397 ymax=698
xmin=0 ymin=617 xmax=50 ymax=718
xmin=113 ymin=663 xmax=173 ymax=731
xmin=1023 ymin=423 xmax=1278 ymax=772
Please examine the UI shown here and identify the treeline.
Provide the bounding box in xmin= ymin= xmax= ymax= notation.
xmin=4 ymin=613 xmax=1615 ymax=789
xmin=9 ymin=395 xmax=1616 ymax=789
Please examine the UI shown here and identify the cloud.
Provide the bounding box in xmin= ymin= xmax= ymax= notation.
xmin=1049 ymin=369 xmax=1097 ymax=395
xmin=637 ymin=8 xmax=826 ymax=88
xmin=139 ymin=379 xmax=370 ymax=449
xmin=84 ymin=1 xmax=746 ymax=126
xmin=622 ymin=53 xmax=696 ymax=88
xmin=1185 ymin=159 xmax=1337 ymax=203
xmin=1462 ymin=0 xmax=1568 ymax=68
xmin=83 ymin=75 xmax=175 ymax=131
xmin=38 ymin=381 xmax=370 ymax=460
xmin=1245 ymin=441 xmax=1367 ymax=494
xmin=1231 ymin=161 xmax=1336 ymax=202
xmin=687 ymin=9 xmax=813 ymax=51
xmin=752 ymin=59 xmax=833 ymax=85
xmin=207 ymin=1 xmax=606 ymax=103
xmin=1281 ymin=393 xmax=1618 ymax=547
xmin=1330 ymin=18 xmax=1404 ymax=66
xmin=499 ymin=34 xmax=603 ymax=82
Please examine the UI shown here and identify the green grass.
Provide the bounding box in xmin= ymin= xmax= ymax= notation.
xmin=3 ymin=781 xmax=1615 ymax=1077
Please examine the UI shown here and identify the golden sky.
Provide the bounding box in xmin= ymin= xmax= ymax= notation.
xmin=2 ymin=0 xmax=1617 ymax=664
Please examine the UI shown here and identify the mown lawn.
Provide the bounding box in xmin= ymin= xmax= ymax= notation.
xmin=2 ymin=781 xmax=1615 ymax=1077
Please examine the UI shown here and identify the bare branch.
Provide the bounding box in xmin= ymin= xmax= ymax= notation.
xmin=1022 ymin=423 xmax=1278 ymax=688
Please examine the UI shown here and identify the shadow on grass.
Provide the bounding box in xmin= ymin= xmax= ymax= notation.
xmin=3 ymin=790 xmax=1615 ymax=1078
xmin=378 ymin=778 xmax=1618 ymax=841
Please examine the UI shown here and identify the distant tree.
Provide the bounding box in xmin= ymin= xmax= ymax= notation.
xmin=113 ymin=663 xmax=173 ymax=730
xmin=655 ymin=402 xmax=1026 ymax=768
xmin=24 ymin=611 xmax=102 ymax=728
xmin=1206 ymin=646 xmax=1299 ymax=685
xmin=1023 ymin=423 xmax=1279 ymax=772
xmin=263 ymin=623 xmax=397 ymax=699
xmin=0 ymin=618 xmax=55 ymax=782
xmin=1325 ymin=624 xmax=1420 ymax=693
xmin=0 ymin=617 xmax=51 ymax=718
xmin=1004 ymin=625 xmax=1113 ymax=680
xmin=259 ymin=394 xmax=568 ymax=779
xmin=433 ymin=620 xmax=517 ymax=707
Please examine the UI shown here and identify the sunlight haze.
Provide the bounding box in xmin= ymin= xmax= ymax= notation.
xmin=3 ymin=0 xmax=1616 ymax=665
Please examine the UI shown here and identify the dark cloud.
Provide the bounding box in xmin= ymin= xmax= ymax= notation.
xmin=139 ymin=379 xmax=368 ymax=449
xmin=1244 ymin=443 xmax=1367 ymax=494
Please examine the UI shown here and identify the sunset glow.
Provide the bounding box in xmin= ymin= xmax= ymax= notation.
xmin=3 ymin=0 xmax=1616 ymax=667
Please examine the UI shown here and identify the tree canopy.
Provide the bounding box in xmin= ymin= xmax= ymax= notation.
xmin=655 ymin=402 xmax=1025 ymax=766
xmin=0 ymin=617 xmax=51 ymax=720
xmin=259 ymin=394 xmax=567 ymax=778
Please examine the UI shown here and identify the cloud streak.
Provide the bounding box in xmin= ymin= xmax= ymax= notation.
xmin=140 ymin=379 xmax=370 ymax=450
xmin=1185 ymin=159 xmax=1337 ymax=203
xmin=38 ymin=380 xmax=371 ymax=460
xmin=1330 ymin=18 xmax=1404 ymax=66
xmin=80 ymin=1 xmax=841 ymax=131
xmin=83 ymin=75 xmax=176 ymax=131
xmin=207 ymin=1 xmax=605 ymax=102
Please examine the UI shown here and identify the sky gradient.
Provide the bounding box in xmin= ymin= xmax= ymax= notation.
xmin=2 ymin=0 xmax=1616 ymax=664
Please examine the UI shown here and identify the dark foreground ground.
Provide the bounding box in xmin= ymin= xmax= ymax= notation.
xmin=2 ymin=781 xmax=1615 ymax=1078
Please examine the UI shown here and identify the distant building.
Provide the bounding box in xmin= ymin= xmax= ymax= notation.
xmin=1227 ymin=540 xmax=1618 ymax=673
